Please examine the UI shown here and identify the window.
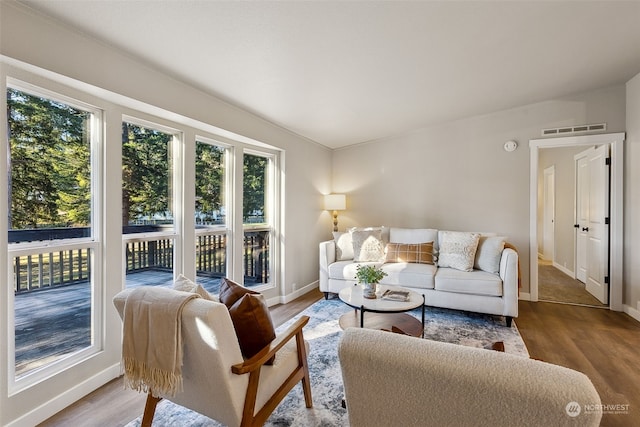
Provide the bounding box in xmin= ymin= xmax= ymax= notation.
xmin=7 ymin=83 xmax=102 ymax=388
xmin=194 ymin=139 xmax=228 ymax=294
xmin=243 ymin=151 xmax=273 ymax=287
xmin=121 ymin=119 xmax=179 ymax=288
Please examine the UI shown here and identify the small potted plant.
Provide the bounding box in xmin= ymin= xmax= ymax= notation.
xmin=355 ymin=264 xmax=387 ymax=299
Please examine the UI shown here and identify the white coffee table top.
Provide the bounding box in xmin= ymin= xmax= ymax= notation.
xmin=339 ymin=285 xmax=424 ymax=313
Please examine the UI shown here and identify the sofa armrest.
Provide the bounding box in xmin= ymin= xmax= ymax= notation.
xmin=319 ymin=240 xmax=336 ymax=292
xmin=499 ymin=247 xmax=519 ymax=318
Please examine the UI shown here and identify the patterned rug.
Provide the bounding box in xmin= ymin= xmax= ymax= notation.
xmin=125 ymin=298 xmax=528 ymax=426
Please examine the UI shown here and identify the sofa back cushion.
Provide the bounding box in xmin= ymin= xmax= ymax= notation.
xmin=390 ymin=227 xmax=438 ymax=245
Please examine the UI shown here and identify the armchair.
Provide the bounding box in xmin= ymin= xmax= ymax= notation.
xmin=113 ymin=288 xmax=312 ymax=427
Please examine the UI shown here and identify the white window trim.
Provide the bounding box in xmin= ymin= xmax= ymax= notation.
xmin=6 ymin=81 xmax=104 ymax=395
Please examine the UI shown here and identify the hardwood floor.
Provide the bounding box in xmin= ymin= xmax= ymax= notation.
xmin=516 ymin=301 xmax=640 ymax=427
xmin=39 ymin=292 xmax=640 ymax=427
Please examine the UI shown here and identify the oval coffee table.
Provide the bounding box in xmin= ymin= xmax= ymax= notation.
xmin=338 ymin=285 xmax=425 ymax=338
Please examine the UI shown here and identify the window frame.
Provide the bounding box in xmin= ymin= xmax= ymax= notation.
xmin=6 ymin=79 xmax=104 ymax=394
xmin=121 ymin=115 xmax=183 ymax=285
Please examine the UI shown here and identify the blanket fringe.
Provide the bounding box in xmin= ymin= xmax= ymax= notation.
xmin=123 ymin=357 xmax=183 ymax=398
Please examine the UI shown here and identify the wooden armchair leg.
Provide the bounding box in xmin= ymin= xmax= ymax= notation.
xmin=141 ymin=392 xmax=162 ymax=427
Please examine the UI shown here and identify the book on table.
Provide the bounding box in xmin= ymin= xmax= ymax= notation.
xmin=381 ymin=289 xmax=410 ymax=302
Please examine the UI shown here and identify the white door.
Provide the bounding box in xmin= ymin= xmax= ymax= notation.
xmin=575 ymin=154 xmax=589 ymax=283
xmin=542 ymin=166 xmax=555 ymax=262
xmin=585 ymin=145 xmax=610 ymax=304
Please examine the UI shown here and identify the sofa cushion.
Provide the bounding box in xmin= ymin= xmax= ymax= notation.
xmin=474 ymin=236 xmax=505 ymax=274
xmin=329 ymin=260 xmax=380 ymax=281
xmin=434 ymin=268 xmax=503 ymax=296
xmin=385 ymin=242 xmax=434 ymax=264
xmin=333 ymin=231 xmax=354 ymax=261
xmin=380 ymin=262 xmax=436 ymax=289
xmin=389 ymin=227 xmax=438 ymax=245
xmin=351 ymin=228 xmax=385 ymax=262
xmin=437 ymin=231 xmax=480 ymax=272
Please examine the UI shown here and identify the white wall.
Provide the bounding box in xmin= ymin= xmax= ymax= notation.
xmin=333 ymin=85 xmax=626 ymax=294
xmin=0 ymin=3 xmax=331 ymax=425
xmin=625 ymin=72 xmax=640 ymax=312
xmin=538 ymin=145 xmax=586 ymax=273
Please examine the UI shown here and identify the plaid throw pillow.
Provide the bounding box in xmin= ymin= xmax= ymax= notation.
xmin=385 ymin=242 xmax=434 ymax=264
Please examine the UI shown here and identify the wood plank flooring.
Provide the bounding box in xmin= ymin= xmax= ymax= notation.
xmin=39 ymin=292 xmax=640 ymax=427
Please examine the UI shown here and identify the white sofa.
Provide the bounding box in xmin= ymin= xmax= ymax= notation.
xmin=339 ymin=328 xmax=602 ymax=427
xmin=319 ymin=227 xmax=519 ymax=326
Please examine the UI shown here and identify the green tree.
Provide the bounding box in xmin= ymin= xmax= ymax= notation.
xmin=195 ymin=142 xmax=225 ymax=224
xmin=243 ymin=154 xmax=267 ymax=223
xmin=7 ymin=88 xmax=91 ymax=229
xmin=121 ymin=122 xmax=172 ymax=225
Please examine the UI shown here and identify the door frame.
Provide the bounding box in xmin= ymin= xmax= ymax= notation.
xmin=529 ymin=133 xmax=624 ymax=311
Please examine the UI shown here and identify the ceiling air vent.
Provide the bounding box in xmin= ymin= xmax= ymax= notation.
xmin=541 ymin=123 xmax=607 ymax=136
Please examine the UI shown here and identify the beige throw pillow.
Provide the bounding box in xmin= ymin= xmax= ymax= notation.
xmin=474 ymin=236 xmax=505 ymax=274
xmin=438 ymin=231 xmax=481 ymax=272
xmin=385 ymin=242 xmax=434 ymax=264
xmin=351 ymin=228 xmax=385 ymax=262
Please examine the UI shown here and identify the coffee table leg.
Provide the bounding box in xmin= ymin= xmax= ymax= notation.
xmin=360 ymin=305 xmax=365 ymax=328
xmin=421 ymin=295 xmax=426 ymax=338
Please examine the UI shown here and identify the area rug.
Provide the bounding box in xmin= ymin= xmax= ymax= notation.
xmin=125 ymin=298 xmax=528 ymax=427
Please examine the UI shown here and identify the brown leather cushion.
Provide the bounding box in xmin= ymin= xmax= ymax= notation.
xmin=385 ymin=242 xmax=434 ymax=264
xmin=218 ymin=277 xmax=259 ymax=308
xmin=228 ymin=293 xmax=276 ymax=363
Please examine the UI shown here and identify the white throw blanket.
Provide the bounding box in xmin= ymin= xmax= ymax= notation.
xmin=122 ymin=286 xmax=200 ymax=397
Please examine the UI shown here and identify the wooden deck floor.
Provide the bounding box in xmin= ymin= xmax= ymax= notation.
xmin=14 ymin=271 xmax=222 ymax=376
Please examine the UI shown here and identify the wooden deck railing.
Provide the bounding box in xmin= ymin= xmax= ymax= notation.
xmin=11 ymin=226 xmax=270 ymax=293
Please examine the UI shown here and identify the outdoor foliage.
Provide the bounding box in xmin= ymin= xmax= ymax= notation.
xmin=7 ymin=88 xmax=268 ymax=231
xmin=7 ymin=88 xmax=91 ymax=229
xmin=121 ymin=122 xmax=173 ymax=225
xmin=195 ymin=142 xmax=225 ymax=224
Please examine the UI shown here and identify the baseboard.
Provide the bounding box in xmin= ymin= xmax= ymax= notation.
xmin=6 ymin=363 xmax=121 ymax=427
xmin=552 ymin=262 xmax=575 ymax=278
xmin=264 ymin=280 xmax=319 ymax=306
xmin=623 ymin=303 xmax=640 ymax=324
xmin=279 ymin=281 xmax=319 ymax=304
xmin=518 ymin=292 xmax=531 ymax=301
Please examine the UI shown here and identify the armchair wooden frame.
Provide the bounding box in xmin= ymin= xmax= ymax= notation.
xmin=141 ymin=315 xmax=312 ymax=427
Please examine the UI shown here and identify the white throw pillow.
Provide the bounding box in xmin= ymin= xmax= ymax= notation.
xmin=173 ymin=274 xmax=217 ymax=301
xmin=173 ymin=274 xmax=198 ymax=292
xmin=333 ymin=231 xmax=354 ymax=261
xmin=351 ymin=228 xmax=385 ymax=262
xmin=474 ymin=236 xmax=505 ymax=274
xmin=437 ymin=231 xmax=481 ymax=272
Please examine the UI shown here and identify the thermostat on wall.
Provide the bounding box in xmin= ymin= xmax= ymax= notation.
xmin=503 ymin=140 xmax=518 ymax=152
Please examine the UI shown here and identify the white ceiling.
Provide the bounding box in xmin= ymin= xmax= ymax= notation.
xmin=20 ymin=0 xmax=640 ymax=149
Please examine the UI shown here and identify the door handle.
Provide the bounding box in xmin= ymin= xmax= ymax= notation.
xmin=574 ymin=224 xmax=580 ymax=228
xmin=582 ymin=227 xmax=589 ymax=232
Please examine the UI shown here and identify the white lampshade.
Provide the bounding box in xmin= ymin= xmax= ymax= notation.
xmin=324 ymin=194 xmax=346 ymax=211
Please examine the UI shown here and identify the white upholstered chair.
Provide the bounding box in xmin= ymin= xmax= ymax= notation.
xmin=113 ymin=288 xmax=312 ymax=427
xmin=339 ymin=328 xmax=602 ymax=427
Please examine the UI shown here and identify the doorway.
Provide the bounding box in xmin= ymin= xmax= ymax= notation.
xmin=529 ymin=133 xmax=624 ymax=311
